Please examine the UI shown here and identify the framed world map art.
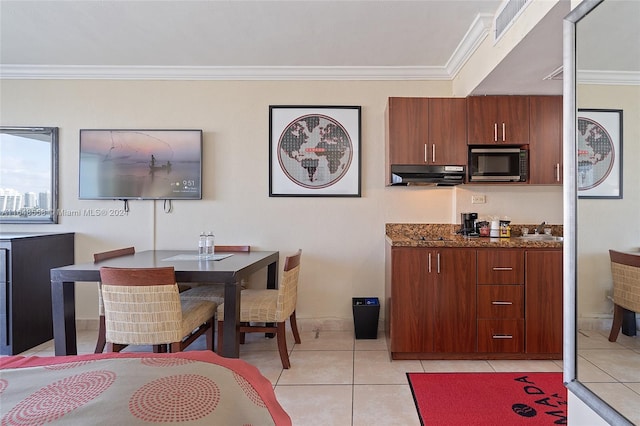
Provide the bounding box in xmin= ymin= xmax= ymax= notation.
xmin=269 ymin=105 xmax=361 ymax=197
xmin=577 ymin=109 xmax=623 ymax=199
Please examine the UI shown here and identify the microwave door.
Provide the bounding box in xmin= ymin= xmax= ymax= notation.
xmin=470 ymin=149 xmax=521 ymax=181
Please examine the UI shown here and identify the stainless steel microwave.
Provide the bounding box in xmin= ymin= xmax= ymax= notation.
xmin=468 ymin=148 xmax=528 ymax=182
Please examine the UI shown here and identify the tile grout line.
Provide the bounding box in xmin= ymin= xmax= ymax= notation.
xmin=351 ymin=338 xmax=356 ymax=426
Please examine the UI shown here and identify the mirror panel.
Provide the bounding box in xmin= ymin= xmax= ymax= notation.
xmin=565 ymin=0 xmax=639 ymax=424
xmin=0 ymin=127 xmax=59 ymax=224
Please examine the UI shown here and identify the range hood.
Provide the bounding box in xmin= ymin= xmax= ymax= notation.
xmin=390 ymin=164 xmax=465 ymax=186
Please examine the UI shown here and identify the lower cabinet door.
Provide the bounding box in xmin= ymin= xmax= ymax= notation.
xmin=477 ymin=319 xmax=524 ymax=353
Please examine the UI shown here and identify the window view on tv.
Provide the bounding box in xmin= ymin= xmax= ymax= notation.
xmin=79 ymin=129 xmax=202 ymax=200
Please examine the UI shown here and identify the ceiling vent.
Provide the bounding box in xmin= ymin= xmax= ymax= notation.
xmin=494 ymin=0 xmax=531 ymax=42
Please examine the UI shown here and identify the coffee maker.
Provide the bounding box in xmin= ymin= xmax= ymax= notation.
xmin=460 ymin=212 xmax=478 ymax=236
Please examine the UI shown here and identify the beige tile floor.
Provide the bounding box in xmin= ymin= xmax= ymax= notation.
xmin=577 ymin=329 xmax=640 ymax=425
xmin=17 ymin=329 xmax=566 ymax=426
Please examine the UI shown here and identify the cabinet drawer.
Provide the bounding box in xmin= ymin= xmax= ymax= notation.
xmin=477 ymin=250 xmax=524 ymax=285
xmin=477 ymin=319 xmax=524 ymax=353
xmin=477 ymin=285 xmax=523 ymax=319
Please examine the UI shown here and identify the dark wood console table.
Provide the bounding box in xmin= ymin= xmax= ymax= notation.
xmin=1 ymin=232 xmax=75 ymax=355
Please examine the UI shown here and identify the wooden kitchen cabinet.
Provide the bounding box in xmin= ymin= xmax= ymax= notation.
xmin=387 ymin=97 xmax=429 ymax=165
xmin=525 ymin=250 xmax=563 ymax=355
xmin=386 ymin=97 xmax=467 ymax=170
xmin=385 ymin=246 xmax=476 ymax=358
xmin=467 ymin=96 xmax=530 ymax=145
xmin=477 ymin=249 xmax=525 ymax=285
xmin=529 ymin=96 xmax=563 ymax=184
xmin=428 ymin=98 xmax=468 ymax=165
xmin=477 ymin=249 xmax=525 ymax=353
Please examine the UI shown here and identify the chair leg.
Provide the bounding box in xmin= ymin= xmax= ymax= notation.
xmin=94 ymin=315 xmax=106 ymax=353
xmin=609 ymin=303 xmax=624 ymax=342
xmin=276 ymin=322 xmax=291 ymax=369
xmin=217 ymin=320 xmax=224 ymax=355
xmin=108 ymin=343 xmax=127 ymax=353
xmin=205 ymin=317 xmax=214 ymax=351
xmin=290 ymin=310 xmax=301 ymax=344
xmin=153 ymin=345 xmax=167 ymax=353
xmin=240 ymin=322 xmax=248 ymax=344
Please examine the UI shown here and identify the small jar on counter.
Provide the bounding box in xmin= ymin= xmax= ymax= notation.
xmin=499 ymin=220 xmax=511 ymax=238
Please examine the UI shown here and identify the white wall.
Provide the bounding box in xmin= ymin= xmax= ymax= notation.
xmin=0 ymin=79 xmax=562 ymax=328
xmin=576 ymin=84 xmax=640 ymax=328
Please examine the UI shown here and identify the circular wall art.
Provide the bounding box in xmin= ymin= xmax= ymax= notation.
xmin=270 ymin=106 xmax=361 ymax=197
xmin=576 ymin=109 xmax=622 ymax=199
xmin=577 ymin=116 xmax=614 ymax=190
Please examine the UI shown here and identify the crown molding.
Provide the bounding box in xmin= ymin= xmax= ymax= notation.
xmin=446 ymin=13 xmax=493 ymax=76
xmin=0 ymin=12 xmax=492 ymax=82
xmin=0 ymin=64 xmax=451 ymax=81
xmin=577 ymin=70 xmax=640 ymax=86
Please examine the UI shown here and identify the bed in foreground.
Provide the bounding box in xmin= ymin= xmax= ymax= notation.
xmin=0 ymin=350 xmax=291 ymax=425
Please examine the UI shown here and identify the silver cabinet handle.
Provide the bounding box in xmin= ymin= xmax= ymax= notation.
xmin=424 ymin=144 xmax=427 ymax=163
xmin=428 ymin=252 xmax=432 ymax=273
xmin=502 ymin=123 xmax=506 ymax=142
xmin=492 ymin=334 xmax=513 ymax=339
xmin=491 ymin=301 xmax=513 ymax=305
xmin=432 ymin=144 xmax=436 ymax=163
xmin=494 ymin=123 xmax=498 ymax=141
xmin=556 ymin=163 xmax=560 ymax=182
xmin=492 ymin=267 xmax=513 ymax=271
xmin=437 ymin=252 xmax=441 ymax=274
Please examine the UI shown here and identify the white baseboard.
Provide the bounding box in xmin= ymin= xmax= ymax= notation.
xmin=577 ymin=316 xmax=639 ymax=332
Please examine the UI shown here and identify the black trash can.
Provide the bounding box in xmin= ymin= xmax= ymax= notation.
xmin=352 ymin=297 xmax=380 ymax=339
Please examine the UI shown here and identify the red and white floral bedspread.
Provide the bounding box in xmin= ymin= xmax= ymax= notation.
xmin=0 ymin=350 xmax=291 ymax=425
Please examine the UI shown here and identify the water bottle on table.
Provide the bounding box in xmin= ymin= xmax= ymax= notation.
xmin=198 ymin=232 xmax=207 ymax=259
xmin=206 ymin=232 xmax=215 ymax=258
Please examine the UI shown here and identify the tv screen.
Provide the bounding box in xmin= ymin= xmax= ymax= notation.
xmin=79 ymin=129 xmax=202 ymax=200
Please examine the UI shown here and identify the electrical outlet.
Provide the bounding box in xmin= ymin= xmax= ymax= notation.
xmin=471 ymin=195 xmax=486 ymax=204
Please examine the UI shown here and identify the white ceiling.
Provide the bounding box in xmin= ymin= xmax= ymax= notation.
xmin=0 ymin=0 xmax=573 ymax=95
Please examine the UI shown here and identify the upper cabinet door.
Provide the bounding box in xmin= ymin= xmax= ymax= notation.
xmin=387 ymin=97 xmax=429 ymax=165
xmin=428 ymin=98 xmax=468 ymax=165
xmin=467 ymin=96 xmax=530 ymax=145
xmin=529 ymin=96 xmax=563 ymax=184
xmin=386 ymin=97 xmax=468 ymax=169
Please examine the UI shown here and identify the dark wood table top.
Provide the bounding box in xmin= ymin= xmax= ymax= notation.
xmin=51 ymin=249 xmax=279 ymax=284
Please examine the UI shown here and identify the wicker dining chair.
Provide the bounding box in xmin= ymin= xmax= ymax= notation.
xmin=93 ymin=247 xmax=136 ymax=353
xmin=180 ymin=245 xmax=251 ymax=305
xmin=217 ymin=249 xmax=302 ymax=369
xmin=99 ymin=266 xmax=217 ymax=353
xmin=608 ymin=250 xmax=640 ymax=342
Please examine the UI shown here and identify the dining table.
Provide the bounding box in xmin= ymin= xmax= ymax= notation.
xmin=50 ymin=249 xmax=279 ymax=358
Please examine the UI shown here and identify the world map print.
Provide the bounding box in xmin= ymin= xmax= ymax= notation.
xmin=577 ymin=116 xmax=615 ymax=190
xmin=277 ymin=114 xmax=353 ymax=189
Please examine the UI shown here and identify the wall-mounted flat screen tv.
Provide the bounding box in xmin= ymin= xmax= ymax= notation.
xmin=79 ymin=129 xmax=202 ymax=200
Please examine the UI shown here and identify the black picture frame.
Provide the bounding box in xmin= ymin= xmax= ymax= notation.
xmin=577 ymin=108 xmax=623 ymax=199
xmin=269 ymin=105 xmax=361 ymax=197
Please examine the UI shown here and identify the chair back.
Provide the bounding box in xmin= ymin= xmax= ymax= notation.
xmin=276 ymin=250 xmax=302 ymax=320
xmin=94 ymin=247 xmax=136 ymax=316
xmin=99 ymin=266 xmax=183 ymax=345
xmin=610 ymin=250 xmax=640 ymax=312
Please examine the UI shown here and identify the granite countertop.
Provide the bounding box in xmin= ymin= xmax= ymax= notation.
xmin=386 ymin=223 xmax=563 ymax=249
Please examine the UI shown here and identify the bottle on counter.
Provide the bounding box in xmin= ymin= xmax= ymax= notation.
xmin=198 ymin=231 xmax=207 ymax=258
